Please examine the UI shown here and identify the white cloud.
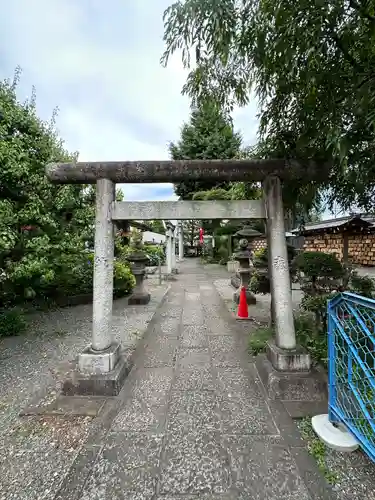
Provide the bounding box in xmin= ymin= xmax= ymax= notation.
xmin=0 ymin=0 xmax=259 ymax=202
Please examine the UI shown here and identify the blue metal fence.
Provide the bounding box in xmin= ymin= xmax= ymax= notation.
xmin=328 ymin=292 xmax=375 ymax=461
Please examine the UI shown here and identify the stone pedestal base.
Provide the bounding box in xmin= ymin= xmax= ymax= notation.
xmin=78 ymin=342 xmax=121 ymax=374
xmin=63 ymin=344 xmax=131 ymax=396
xmin=267 ymin=340 xmax=311 ymax=372
xmin=230 ymin=275 xmax=240 ymax=289
xmin=233 ymin=288 xmax=256 ymax=305
xmin=255 ymin=343 xmax=328 ymax=418
xmin=128 ymin=292 xmax=151 ymax=305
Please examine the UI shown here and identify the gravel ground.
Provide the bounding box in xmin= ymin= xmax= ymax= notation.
xmin=0 ymin=282 xmax=168 ymax=500
xmin=297 ymin=419 xmax=375 ymax=500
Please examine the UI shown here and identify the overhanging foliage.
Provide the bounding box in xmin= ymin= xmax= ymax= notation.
xmin=162 ymin=0 xmax=375 ymax=211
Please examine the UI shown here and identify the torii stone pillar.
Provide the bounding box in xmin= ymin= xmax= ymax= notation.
xmin=166 ymin=228 xmax=173 ymax=275
xmin=178 ymin=223 xmax=184 ymax=261
xmin=171 ymin=228 xmax=177 ymax=273
xmin=90 ymin=179 xmax=115 ymax=352
xmin=72 ymin=179 xmax=128 ymax=395
xmin=263 ymin=175 xmax=310 ymax=371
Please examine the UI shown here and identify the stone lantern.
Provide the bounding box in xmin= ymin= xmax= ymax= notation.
xmin=231 ymin=227 xmax=263 ymax=289
xmin=232 ymin=238 xmax=256 ymax=305
xmin=234 ymin=226 xmax=263 ymax=251
xmin=127 ymin=231 xmax=150 ymax=305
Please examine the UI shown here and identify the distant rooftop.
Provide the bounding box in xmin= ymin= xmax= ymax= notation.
xmin=292 ymin=214 xmax=375 ymax=235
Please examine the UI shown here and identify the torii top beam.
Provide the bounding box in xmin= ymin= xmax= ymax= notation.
xmin=45 ymin=159 xmax=328 ymax=184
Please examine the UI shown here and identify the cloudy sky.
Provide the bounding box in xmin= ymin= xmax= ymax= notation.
xmin=0 ymin=0 xmax=259 ymax=203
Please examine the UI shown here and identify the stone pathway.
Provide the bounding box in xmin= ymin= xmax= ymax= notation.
xmin=59 ymin=259 xmax=333 ymax=500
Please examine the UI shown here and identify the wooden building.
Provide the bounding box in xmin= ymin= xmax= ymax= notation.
xmin=291 ymin=214 xmax=375 ymax=266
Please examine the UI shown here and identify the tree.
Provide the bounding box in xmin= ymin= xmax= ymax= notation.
xmin=183 ymin=220 xmax=200 ymax=246
xmin=0 ymin=70 xmax=95 ymax=305
xmin=148 ymin=220 xmax=165 ymax=234
xmin=162 ymin=0 xmax=375 ymax=211
xmin=169 ymin=99 xmax=242 ymax=199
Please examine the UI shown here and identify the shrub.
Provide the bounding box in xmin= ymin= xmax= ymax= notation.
xmin=292 ymin=251 xmax=344 ymax=294
xmin=143 ymin=245 xmax=165 ymax=266
xmin=0 ymin=308 xmax=27 ymax=338
xmin=294 ymin=312 xmax=328 ymax=367
xmin=349 ymin=271 xmax=375 ymax=298
xmin=249 ymin=271 xmax=270 ymax=294
xmin=300 ymin=292 xmax=336 ymax=333
xmin=217 ymin=244 xmax=229 ymax=265
xmin=252 ymin=247 xmax=268 ymax=267
xmin=293 ymin=251 xmax=344 ymax=278
xmin=113 ymin=260 xmax=136 ymax=297
xmin=253 ymin=244 xmax=297 ymax=268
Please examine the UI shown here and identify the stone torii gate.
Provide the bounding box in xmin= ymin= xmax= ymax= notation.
xmin=46 ymin=159 xmax=321 ymax=396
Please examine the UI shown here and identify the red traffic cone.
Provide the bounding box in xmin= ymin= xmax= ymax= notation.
xmin=237 ymin=286 xmax=249 ymax=319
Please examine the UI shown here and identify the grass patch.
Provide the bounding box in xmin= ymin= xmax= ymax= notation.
xmin=297 ymin=418 xmax=338 ymax=485
xmin=248 ymin=326 xmax=273 ymax=355
xmin=0 ymin=308 xmax=27 ymax=338
xmin=54 ymin=329 xmax=69 ymax=337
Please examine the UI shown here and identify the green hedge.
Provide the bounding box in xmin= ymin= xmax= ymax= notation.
xmin=0 ymin=251 xmax=136 ymax=338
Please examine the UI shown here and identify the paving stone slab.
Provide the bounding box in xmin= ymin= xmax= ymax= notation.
xmin=199 ymin=284 xmax=215 ymax=291
xmin=185 ymin=292 xmax=202 ymax=302
xmin=159 ymin=431 xmax=231 ymax=495
xmin=180 ymin=325 xmax=209 ymax=348
xmin=182 ymin=308 xmax=205 ymax=325
xmin=130 ymin=367 xmax=173 ymax=406
xmin=177 ymin=348 xmax=211 ymax=368
xmin=219 ymin=396 xmax=278 ymax=435
xmin=204 ymin=318 xmax=238 ymax=336
xmin=141 ymin=336 xmax=179 ymax=368
xmin=167 ymin=391 xmax=221 ymax=434
xmin=112 ymin=398 xmax=167 ymax=434
xmin=201 ymin=302 xmax=224 ymax=314
xmin=208 ymin=335 xmax=244 ymax=353
xmin=158 ymin=316 xmax=182 ymax=335
xmin=160 ymin=307 xmax=183 ymax=319
xmin=216 ymin=367 xmax=264 ymax=399
xmin=211 ymin=350 xmax=243 ymax=368
xmin=290 ymin=447 xmax=337 ymax=500
xmin=224 ymin=435 xmax=311 ymax=500
xmin=173 ymin=365 xmax=216 ymax=391
xmin=80 ymin=433 xmax=163 ymax=500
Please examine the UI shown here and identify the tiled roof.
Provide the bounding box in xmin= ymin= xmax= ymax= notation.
xmin=291 ymin=214 xmax=375 ymax=234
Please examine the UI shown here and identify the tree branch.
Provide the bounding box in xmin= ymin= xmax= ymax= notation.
xmin=349 ymin=0 xmax=375 ymax=23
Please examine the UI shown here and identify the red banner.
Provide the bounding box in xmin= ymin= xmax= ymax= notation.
xmin=199 ymin=227 xmax=204 ymax=243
